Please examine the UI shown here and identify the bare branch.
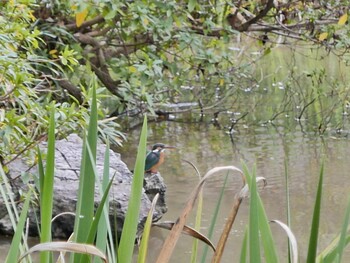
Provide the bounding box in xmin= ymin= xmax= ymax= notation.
xmin=56 ymin=79 xmax=84 ymax=104
xmin=237 ymin=0 xmax=276 ymax=31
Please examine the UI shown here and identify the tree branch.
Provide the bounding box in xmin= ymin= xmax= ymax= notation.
xmin=56 ymin=79 xmax=84 ymax=104
xmin=237 ymin=0 xmax=276 ymax=31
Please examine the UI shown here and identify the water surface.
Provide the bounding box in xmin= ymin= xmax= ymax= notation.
xmin=119 ymin=120 xmax=350 ymax=262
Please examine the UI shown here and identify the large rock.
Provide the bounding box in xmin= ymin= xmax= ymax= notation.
xmin=0 ymin=134 xmax=167 ymax=239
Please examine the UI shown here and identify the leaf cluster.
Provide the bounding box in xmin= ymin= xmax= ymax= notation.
xmin=0 ymin=1 xmax=124 ymax=164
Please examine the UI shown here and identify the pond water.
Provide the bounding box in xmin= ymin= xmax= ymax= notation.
xmin=1 ymin=46 xmax=350 ymax=262
xmin=118 ymin=120 xmax=350 ymax=262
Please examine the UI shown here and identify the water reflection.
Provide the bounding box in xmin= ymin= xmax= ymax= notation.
xmin=118 ymin=120 xmax=350 ymax=262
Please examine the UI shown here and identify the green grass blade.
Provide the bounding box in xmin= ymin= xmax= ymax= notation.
xmin=317 ymin=234 xmax=350 ymax=263
xmin=73 ymin=86 xmax=98 ymax=262
xmin=37 ymin=147 xmax=45 ymax=197
xmin=249 ymin=169 xmax=261 ymax=263
xmin=0 ymin=164 xmax=29 ymax=260
xmin=40 ymin=105 xmax=56 ymax=263
xmin=5 ymin=189 xmax=32 ymax=263
xmin=200 ymin=173 xmax=228 ymax=263
xmin=336 ymin=195 xmax=350 ymax=263
xmin=239 ymin=226 xmax=249 ymax=263
xmin=306 ymin=161 xmax=324 ymax=263
xmin=284 ymin=159 xmax=292 ymax=263
xmin=137 ymin=193 xmax=159 ymax=263
xmin=86 ymin=176 xmax=114 ymax=244
xmin=190 ymin=189 xmax=203 ymax=263
xmin=242 ymin=163 xmax=278 ymax=263
xmin=118 ymin=115 xmax=147 ymax=263
xmin=95 ymin=140 xmax=113 ymax=263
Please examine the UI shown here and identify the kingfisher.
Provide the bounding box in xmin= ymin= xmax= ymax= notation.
xmin=145 ymin=143 xmax=176 ymax=174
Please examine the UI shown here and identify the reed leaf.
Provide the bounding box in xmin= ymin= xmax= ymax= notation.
xmin=153 ymin=221 xmax=216 ymax=251
xmin=0 ymin=166 xmax=20 ymax=227
xmin=72 ymin=86 xmax=98 ymax=262
xmin=184 ymin=160 xmax=203 ymax=263
xmin=270 ymin=220 xmax=298 ymax=263
xmin=306 ymin=161 xmax=324 ymax=263
xmin=86 ymin=175 xmax=114 ymax=244
xmin=0 ymin=164 xmax=29 ymax=261
xmin=211 ymin=179 xmax=249 ymax=263
xmin=249 ymin=170 xmax=261 ymax=263
xmin=200 ymin=173 xmax=229 ymax=263
xmin=284 ymin=158 xmax=292 ymax=263
xmin=6 ymin=189 xmax=32 ymax=263
xmin=239 ymin=226 xmax=249 ymax=263
xmin=38 ymin=147 xmax=44 ymax=197
xmin=155 ymin=166 xmax=243 ymax=263
xmin=317 ymin=234 xmax=350 ymax=263
xmin=242 ymin=163 xmax=278 ymax=263
xmin=19 ymin=242 xmax=107 ymax=262
xmin=40 ymin=105 xmax=56 ymax=263
xmin=335 ymin=195 xmax=350 ymax=263
xmin=138 ymin=193 xmax=160 ymax=263
xmin=95 ymin=140 xmax=113 ymax=263
xmin=118 ymin=115 xmax=148 ymax=263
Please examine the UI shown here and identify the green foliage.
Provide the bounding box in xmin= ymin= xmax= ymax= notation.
xmin=2 ymin=0 xmax=350 ymax=154
xmin=0 ymin=1 xmax=124 ymax=167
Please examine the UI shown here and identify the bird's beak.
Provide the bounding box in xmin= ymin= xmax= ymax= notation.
xmin=164 ymin=145 xmax=176 ymax=149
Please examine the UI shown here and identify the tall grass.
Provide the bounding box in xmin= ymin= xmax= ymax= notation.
xmin=118 ymin=114 xmax=148 ymax=262
xmin=2 ymin=88 xmax=150 ymax=262
xmin=1 ymin=87 xmax=350 ymax=262
xmin=39 ymin=104 xmax=56 ymax=263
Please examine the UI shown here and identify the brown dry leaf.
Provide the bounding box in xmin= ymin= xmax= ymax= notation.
xmin=155 ymin=166 xmax=244 ymax=263
xmin=153 ymin=221 xmax=216 ymax=252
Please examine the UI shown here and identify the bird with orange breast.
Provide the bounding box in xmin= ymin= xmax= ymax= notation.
xmin=145 ymin=143 xmax=176 ymax=174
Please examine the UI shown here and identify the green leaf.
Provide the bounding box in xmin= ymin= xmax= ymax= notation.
xmin=86 ymin=173 xmax=114 ymax=245
xmin=191 ymin=188 xmax=203 ymax=263
xmin=72 ymin=86 xmax=98 ymax=262
xmin=118 ymin=115 xmax=148 ymax=263
xmin=243 ymin=163 xmax=278 ymax=263
xmin=249 ymin=170 xmax=261 ymax=263
xmin=200 ymin=173 xmax=229 ymax=263
xmin=336 ymin=195 xmax=350 ymax=263
xmin=306 ymin=162 xmax=324 ymax=263
xmin=6 ymin=190 xmax=32 ymax=263
xmin=40 ymin=104 xmax=56 ymax=263
xmin=95 ymin=140 xmax=112 ymax=263
xmin=239 ymin=226 xmax=249 ymax=263
xmin=188 ymin=0 xmax=197 ymax=12
xmin=137 ymin=194 xmax=159 ymax=263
